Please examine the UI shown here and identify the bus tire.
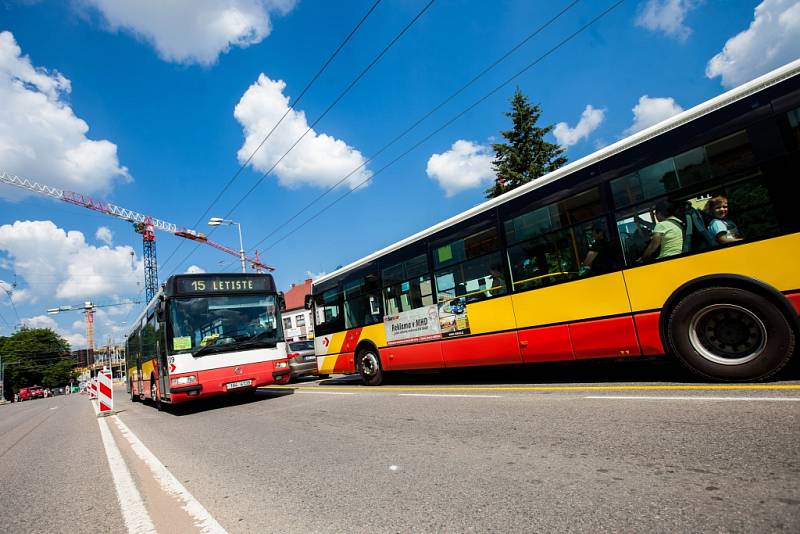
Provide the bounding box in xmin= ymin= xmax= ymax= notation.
xmin=151 ymin=377 xmax=163 ymax=411
xmin=667 ymin=286 xmax=795 ymax=381
xmin=358 ymin=347 xmax=384 ymax=386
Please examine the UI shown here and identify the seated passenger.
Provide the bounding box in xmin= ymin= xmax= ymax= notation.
xmin=581 ymin=223 xmax=613 ymax=275
xmin=638 ymin=200 xmax=684 ymax=262
xmin=705 ymin=194 xmax=742 ymax=245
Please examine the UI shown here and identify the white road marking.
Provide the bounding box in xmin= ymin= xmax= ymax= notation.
xmin=111 ymin=416 xmax=228 ymax=534
xmin=584 ymin=396 xmax=800 ymax=402
xmin=96 ymin=416 xmax=157 ymax=534
xmin=399 ymin=393 xmax=503 ymax=398
xmin=295 ymin=390 xmax=357 ymax=395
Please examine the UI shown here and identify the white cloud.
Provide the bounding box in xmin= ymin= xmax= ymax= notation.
xmin=624 ymin=95 xmax=684 ymax=135
xmin=305 ymin=270 xmax=326 ymax=281
xmin=553 ymin=105 xmax=606 ymax=147
xmin=0 ymin=31 xmax=130 ymax=201
xmin=234 ymin=74 xmax=373 ymax=190
xmin=426 ymin=140 xmax=494 ymax=197
xmin=186 ymin=265 xmax=206 ymax=274
xmin=21 ymin=314 xmax=88 ymax=350
xmin=95 ymin=226 xmax=114 ymax=246
xmin=635 ymin=0 xmax=698 ymax=41
xmin=706 ymin=0 xmax=800 ymax=89
xmin=80 ymin=0 xmax=296 ymax=66
xmin=0 ymin=220 xmax=143 ymax=304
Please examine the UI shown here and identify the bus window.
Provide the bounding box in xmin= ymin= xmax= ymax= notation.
xmin=382 ymin=254 xmax=434 ymax=314
xmin=435 ymin=251 xmax=506 ymax=304
xmin=314 ymin=286 xmax=342 ymax=336
xmin=342 ymin=274 xmax=381 ymax=329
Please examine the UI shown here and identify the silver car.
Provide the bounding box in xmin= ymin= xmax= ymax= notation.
xmin=287 ymin=340 xmax=320 ymax=380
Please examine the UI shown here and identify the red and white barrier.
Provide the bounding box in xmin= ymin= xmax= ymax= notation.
xmin=88 ymin=378 xmax=97 ymax=399
xmin=98 ymin=368 xmax=113 ymax=414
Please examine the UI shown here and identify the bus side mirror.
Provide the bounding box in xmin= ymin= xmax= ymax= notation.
xmin=278 ymin=292 xmax=286 ymax=312
xmin=156 ymin=297 xmax=166 ymax=322
xmin=304 ymin=294 xmax=313 ymax=310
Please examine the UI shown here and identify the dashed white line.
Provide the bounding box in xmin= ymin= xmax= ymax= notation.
xmin=295 ymin=390 xmax=357 ymax=395
xmin=111 ymin=416 xmax=228 ymax=534
xmin=584 ymin=396 xmax=800 ymax=402
xmin=399 ymin=393 xmax=503 ymax=398
xmin=96 ymin=416 xmax=157 ymax=534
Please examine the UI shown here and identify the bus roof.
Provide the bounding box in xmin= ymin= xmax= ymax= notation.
xmin=315 ymin=58 xmax=800 ymax=287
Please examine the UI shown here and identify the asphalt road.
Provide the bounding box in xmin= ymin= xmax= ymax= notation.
xmin=2 ymin=360 xmax=799 ymax=533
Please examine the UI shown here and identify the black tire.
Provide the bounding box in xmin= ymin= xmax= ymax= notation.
xmin=667 ymin=286 xmax=795 ymax=381
xmin=358 ymin=347 xmax=384 ymax=386
xmin=150 ymin=377 xmax=163 ymax=411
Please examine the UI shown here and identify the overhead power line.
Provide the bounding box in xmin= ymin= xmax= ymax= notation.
xmin=256 ymin=0 xmax=626 ymax=257
xmin=158 ymin=0 xmax=384 ymax=274
xmin=168 ymin=0 xmax=436 ymax=277
xmin=220 ymin=0 xmax=583 ymax=269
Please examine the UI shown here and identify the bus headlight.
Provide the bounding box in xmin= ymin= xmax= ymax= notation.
xmin=171 ymin=375 xmax=197 ymax=386
xmin=274 ymin=361 xmax=288 ymax=369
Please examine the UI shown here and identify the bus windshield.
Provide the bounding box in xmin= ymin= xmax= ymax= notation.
xmin=169 ymin=294 xmax=280 ymax=354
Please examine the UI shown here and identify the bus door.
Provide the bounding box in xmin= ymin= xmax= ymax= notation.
xmin=156 ymin=319 xmax=170 ymax=400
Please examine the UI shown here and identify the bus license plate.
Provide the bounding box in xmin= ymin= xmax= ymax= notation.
xmin=226 ymin=379 xmax=253 ymax=390
xmin=304 ymin=355 xmax=315 ymax=361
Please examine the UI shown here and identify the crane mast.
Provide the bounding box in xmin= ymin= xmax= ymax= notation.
xmin=1 ymin=171 xmax=274 ymax=302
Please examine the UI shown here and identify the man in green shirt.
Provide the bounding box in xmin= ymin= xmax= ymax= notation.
xmin=638 ymin=200 xmax=685 ymax=262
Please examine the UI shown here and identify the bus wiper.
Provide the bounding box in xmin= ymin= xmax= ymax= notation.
xmin=192 ymin=344 xmax=228 ymax=357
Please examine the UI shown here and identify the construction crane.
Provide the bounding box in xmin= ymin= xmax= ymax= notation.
xmin=47 ymin=300 xmax=141 ymax=361
xmin=1 ymin=171 xmax=274 ymax=303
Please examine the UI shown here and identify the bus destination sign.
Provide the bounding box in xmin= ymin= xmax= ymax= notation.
xmin=176 ymin=276 xmax=272 ymax=295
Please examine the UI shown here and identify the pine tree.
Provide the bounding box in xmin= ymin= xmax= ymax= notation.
xmin=485 ymin=88 xmax=567 ymax=199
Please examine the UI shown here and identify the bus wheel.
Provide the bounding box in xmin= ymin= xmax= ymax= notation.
xmin=358 ymin=347 xmax=384 ymax=386
xmin=667 ymin=287 xmax=795 ymax=381
xmin=150 ymin=378 xmax=163 ymax=411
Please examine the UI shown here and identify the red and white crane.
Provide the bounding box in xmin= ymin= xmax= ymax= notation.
xmin=1 ymin=171 xmax=274 ymax=303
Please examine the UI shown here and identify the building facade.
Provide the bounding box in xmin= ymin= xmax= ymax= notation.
xmin=281 ymin=278 xmax=313 ymax=342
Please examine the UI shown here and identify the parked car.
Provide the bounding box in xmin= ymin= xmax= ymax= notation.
xmin=17 ymin=385 xmax=44 ymax=401
xmin=287 ymin=340 xmax=325 ymax=380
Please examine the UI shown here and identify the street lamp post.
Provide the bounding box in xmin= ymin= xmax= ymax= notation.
xmin=208 ymin=217 xmax=246 ymax=273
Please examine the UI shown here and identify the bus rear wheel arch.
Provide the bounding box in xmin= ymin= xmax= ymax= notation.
xmin=666 ymin=286 xmax=796 ymax=381
xmin=357 ymin=344 xmax=384 ymax=386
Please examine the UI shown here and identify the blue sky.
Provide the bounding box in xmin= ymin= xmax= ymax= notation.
xmin=1 ymin=0 xmax=799 ymax=348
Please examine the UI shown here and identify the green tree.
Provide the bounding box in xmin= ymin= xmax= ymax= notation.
xmin=486 ymin=88 xmax=567 ymax=199
xmin=1 ymin=327 xmax=72 ymax=399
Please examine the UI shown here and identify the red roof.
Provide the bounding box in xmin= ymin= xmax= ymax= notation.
xmin=283 ymin=278 xmax=312 ymax=311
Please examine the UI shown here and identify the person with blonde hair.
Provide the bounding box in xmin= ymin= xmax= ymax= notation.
xmin=705 ymin=194 xmax=742 ymax=245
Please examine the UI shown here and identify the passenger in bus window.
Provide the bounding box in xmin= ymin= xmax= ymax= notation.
xmin=705 ymin=194 xmax=742 ymax=245
xmin=580 ymin=222 xmax=613 ymax=275
xmin=637 ymin=200 xmax=684 ymax=262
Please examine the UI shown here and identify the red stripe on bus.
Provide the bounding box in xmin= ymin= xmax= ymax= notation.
xmin=333 ymin=352 xmax=357 ymax=373
xmin=442 ymin=331 xmax=522 ymax=368
xmin=633 ymin=311 xmax=664 ymax=355
xmin=519 ymin=324 xmax=574 ymax=363
xmin=384 ymin=341 xmax=444 ymax=371
xmin=787 ymin=292 xmax=800 ymax=315
xmin=340 ymin=328 xmax=363 ymax=353
xmin=570 ymin=315 xmax=641 ymax=360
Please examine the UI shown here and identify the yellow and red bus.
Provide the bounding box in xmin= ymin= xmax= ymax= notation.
xmin=311 ymin=60 xmax=800 ymax=385
xmin=126 ymin=273 xmax=290 ymax=408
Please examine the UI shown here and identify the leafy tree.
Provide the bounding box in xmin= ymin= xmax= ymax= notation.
xmin=486 ymin=88 xmax=567 ymax=199
xmin=1 ymin=327 xmax=72 ymax=399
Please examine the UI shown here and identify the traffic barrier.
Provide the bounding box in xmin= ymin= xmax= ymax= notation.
xmin=88 ymin=378 xmax=97 ymax=399
xmin=98 ymin=369 xmax=113 ymax=414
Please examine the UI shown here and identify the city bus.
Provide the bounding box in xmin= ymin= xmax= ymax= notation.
xmin=126 ymin=273 xmax=290 ymax=408
xmin=310 ymin=59 xmax=800 ymax=385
